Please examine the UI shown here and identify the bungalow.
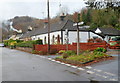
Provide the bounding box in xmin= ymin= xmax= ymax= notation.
xmin=20 ymin=16 xmax=103 ymax=44
xmin=92 ymin=27 xmax=120 ymax=42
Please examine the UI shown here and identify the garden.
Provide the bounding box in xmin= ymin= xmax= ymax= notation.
xmin=55 ymin=47 xmax=114 ymax=66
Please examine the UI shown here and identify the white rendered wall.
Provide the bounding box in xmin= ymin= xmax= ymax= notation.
xmin=63 ymin=31 xmax=103 ymax=44
xmin=31 ymin=31 xmax=103 ymax=44
xmin=32 ymin=31 xmax=61 ymax=44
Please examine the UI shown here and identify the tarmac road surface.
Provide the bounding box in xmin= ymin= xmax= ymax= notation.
xmin=1 ymin=47 xmax=119 ymax=82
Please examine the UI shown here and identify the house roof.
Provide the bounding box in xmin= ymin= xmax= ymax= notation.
xmin=20 ymin=19 xmax=90 ymax=38
xmin=92 ymin=27 xmax=120 ymax=38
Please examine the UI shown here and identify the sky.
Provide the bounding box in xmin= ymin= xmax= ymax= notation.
xmin=0 ymin=0 xmax=87 ymax=21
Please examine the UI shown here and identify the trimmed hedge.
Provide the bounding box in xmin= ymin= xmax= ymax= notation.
xmin=16 ymin=40 xmax=43 ymax=48
xmin=3 ymin=39 xmax=23 ymax=47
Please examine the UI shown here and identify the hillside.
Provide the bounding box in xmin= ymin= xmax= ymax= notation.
xmin=9 ymin=16 xmax=44 ymax=33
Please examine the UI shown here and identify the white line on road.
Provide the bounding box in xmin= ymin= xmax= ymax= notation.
xmin=51 ymin=60 xmax=56 ymax=62
xmin=78 ymin=67 xmax=85 ymax=71
xmin=85 ymin=66 xmax=92 ymax=69
xmin=71 ymin=65 xmax=78 ymax=68
xmin=60 ymin=62 xmax=65 ymax=65
xmin=56 ymin=61 xmax=61 ymax=63
xmin=64 ymin=64 xmax=71 ymax=67
xmin=87 ymin=71 xmax=95 ymax=74
xmin=104 ymin=72 xmax=116 ymax=76
xmin=109 ymin=78 xmax=118 ymax=81
xmin=48 ymin=58 xmax=52 ymax=60
xmin=93 ymin=69 xmax=102 ymax=72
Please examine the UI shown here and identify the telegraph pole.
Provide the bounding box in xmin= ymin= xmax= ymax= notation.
xmin=77 ymin=22 xmax=80 ymax=55
xmin=47 ymin=0 xmax=50 ymax=54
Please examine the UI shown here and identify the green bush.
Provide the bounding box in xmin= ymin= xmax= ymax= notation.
xmin=16 ymin=40 xmax=43 ymax=48
xmin=3 ymin=39 xmax=23 ymax=47
xmin=34 ymin=39 xmax=43 ymax=45
xmin=94 ymin=47 xmax=107 ymax=53
xmin=16 ymin=41 xmax=34 ymax=48
xmin=58 ymin=50 xmax=66 ymax=54
xmin=63 ymin=50 xmax=76 ymax=59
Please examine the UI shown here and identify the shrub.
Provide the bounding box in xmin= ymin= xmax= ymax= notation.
xmin=3 ymin=40 xmax=9 ymax=46
xmin=16 ymin=40 xmax=43 ymax=48
xmin=63 ymin=50 xmax=76 ymax=59
xmin=58 ymin=50 xmax=66 ymax=54
xmin=16 ymin=41 xmax=34 ymax=48
xmin=94 ymin=47 xmax=107 ymax=53
xmin=3 ymin=39 xmax=23 ymax=47
xmin=34 ymin=39 xmax=43 ymax=45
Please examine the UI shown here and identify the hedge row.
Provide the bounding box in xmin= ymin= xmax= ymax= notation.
xmin=16 ymin=40 xmax=43 ymax=48
xmin=4 ymin=39 xmax=43 ymax=48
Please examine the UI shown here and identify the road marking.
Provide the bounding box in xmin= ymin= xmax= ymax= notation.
xmin=60 ymin=62 xmax=65 ymax=65
xmin=109 ymin=78 xmax=118 ymax=81
xmin=102 ymin=75 xmax=108 ymax=78
xmin=46 ymin=58 xmax=117 ymax=80
xmin=48 ymin=58 xmax=52 ymax=60
xmin=78 ymin=67 xmax=85 ymax=71
xmin=71 ymin=65 xmax=78 ymax=68
xmin=85 ymin=66 xmax=92 ymax=69
xmin=64 ymin=64 xmax=71 ymax=66
xmin=56 ymin=61 xmax=61 ymax=63
xmin=93 ymin=69 xmax=102 ymax=72
xmin=96 ymin=74 xmax=102 ymax=77
xmin=51 ymin=60 xmax=55 ymax=62
xmin=87 ymin=71 xmax=95 ymax=74
xmin=104 ymin=72 xmax=116 ymax=76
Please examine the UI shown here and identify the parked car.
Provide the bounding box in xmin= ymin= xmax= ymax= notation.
xmin=108 ymin=36 xmax=120 ymax=49
xmin=0 ymin=43 xmax=4 ymax=47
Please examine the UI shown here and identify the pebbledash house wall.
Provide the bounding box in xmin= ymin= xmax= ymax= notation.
xmin=31 ymin=31 xmax=102 ymax=44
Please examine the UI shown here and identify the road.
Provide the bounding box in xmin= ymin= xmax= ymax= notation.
xmin=1 ymin=47 xmax=119 ymax=82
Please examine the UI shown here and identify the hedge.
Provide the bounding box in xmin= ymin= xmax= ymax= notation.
xmin=16 ymin=40 xmax=43 ymax=48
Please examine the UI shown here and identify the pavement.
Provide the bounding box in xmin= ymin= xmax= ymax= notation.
xmin=1 ymin=47 xmax=119 ymax=82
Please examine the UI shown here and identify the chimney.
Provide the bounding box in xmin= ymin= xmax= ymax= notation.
xmin=43 ymin=19 xmax=48 ymax=25
xmin=60 ymin=13 xmax=66 ymax=21
xmin=43 ymin=19 xmax=48 ymax=28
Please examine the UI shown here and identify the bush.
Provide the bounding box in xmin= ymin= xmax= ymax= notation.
xmin=34 ymin=39 xmax=43 ymax=45
xmin=58 ymin=50 xmax=66 ymax=54
xmin=94 ymin=47 xmax=107 ymax=53
xmin=16 ymin=41 xmax=34 ymax=48
xmin=16 ymin=40 xmax=43 ymax=48
xmin=66 ymin=51 xmax=110 ymax=63
xmin=3 ymin=39 xmax=23 ymax=47
xmin=63 ymin=50 xmax=76 ymax=59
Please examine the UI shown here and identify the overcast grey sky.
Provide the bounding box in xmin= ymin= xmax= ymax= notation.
xmin=0 ymin=0 xmax=87 ymax=21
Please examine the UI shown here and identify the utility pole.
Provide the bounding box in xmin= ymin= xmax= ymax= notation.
xmin=77 ymin=22 xmax=80 ymax=55
xmin=47 ymin=0 xmax=50 ymax=54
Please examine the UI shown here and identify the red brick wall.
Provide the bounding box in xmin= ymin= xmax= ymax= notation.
xmin=35 ymin=42 xmax=107 ymax=52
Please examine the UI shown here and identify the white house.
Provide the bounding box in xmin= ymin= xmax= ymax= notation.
xmin=21 ymin=16 xmax=103 ymax=44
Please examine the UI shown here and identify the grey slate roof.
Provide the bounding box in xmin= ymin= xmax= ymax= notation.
xmin=92 ymin=27 xmax=120 ymax=38
xmin=21 ymin=19 xmax=120 ymax=39
xmin=20 ymin=19 xmax=90 ymax=38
